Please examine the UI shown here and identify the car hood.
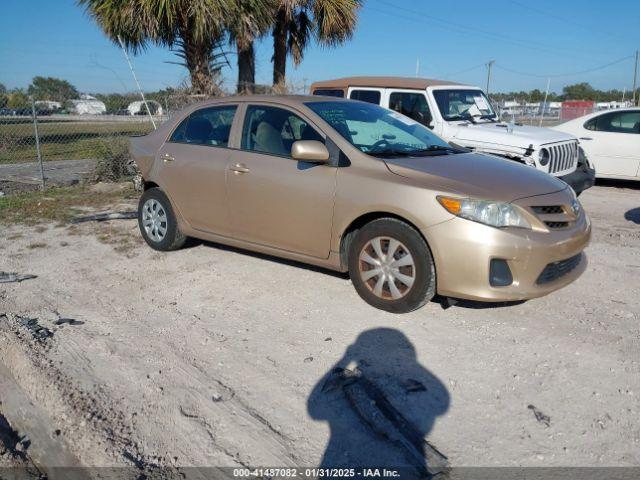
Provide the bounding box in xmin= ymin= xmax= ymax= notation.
xmin=384 ymin=152 xmax=568 ymax=202
xmin=450 ymin=122 xmax=576 ymax=148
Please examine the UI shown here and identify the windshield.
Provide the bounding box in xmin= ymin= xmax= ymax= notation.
xmin=305 ymin=101 xmax=454 ymax=156
xmin=432 ymin=89 xmax=497 ymax=122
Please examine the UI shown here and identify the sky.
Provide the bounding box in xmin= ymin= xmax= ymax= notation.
xmin=1 ymin=0 xmax=639 ymax=95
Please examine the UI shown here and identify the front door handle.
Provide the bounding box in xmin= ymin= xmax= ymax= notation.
xmin=162 ymin=153 xmax=175 ymax=162
xmin=230 ymin=163 xmax=250 ymax=174
xmin=579 ymin=137 xmax=592 ymax=141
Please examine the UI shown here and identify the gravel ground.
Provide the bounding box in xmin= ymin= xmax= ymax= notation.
xmin=0 ymin=182 xmax=639 ymax=476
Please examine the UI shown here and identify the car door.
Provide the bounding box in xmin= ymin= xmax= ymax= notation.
xmin=581 ymin=110 xmax=640 ymax=177
xmin=155 ymin=104 xmax=239 ymax=235
xmin=226 ymin=103 xmax=337 ymax=258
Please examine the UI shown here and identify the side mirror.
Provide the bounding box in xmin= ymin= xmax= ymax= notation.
xmin=291 ymin=140 xmax=330 ymax=163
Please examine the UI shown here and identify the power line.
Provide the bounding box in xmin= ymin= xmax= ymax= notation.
xmin=372 ymin=0 xmax=609 ymax=60
xmin=442 ymin=62 xmax=486 ymax=78
xmin=494 ymin=55 xmax=634 ymax=79
xmin=504 ymin=0 xmax=633 ymax=44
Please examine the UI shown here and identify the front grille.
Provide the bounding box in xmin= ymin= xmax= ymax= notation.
xmin=532 ymin=205 xmax=564 ymax=215
xmin=544 ymin=221 xmax=569 ymax=229
xmin=547 ymin=141 xmax=578 ymax=174
xmin=536 ymin=253 xmax=582 ymax=285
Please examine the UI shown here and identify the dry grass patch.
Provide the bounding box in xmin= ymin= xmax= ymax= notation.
xmin=0 ymin=184 xmax=138 ymax=225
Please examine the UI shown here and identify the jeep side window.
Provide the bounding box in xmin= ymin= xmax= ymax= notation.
xmin=349 ymin=90 xmax=381 ymax=105
xmin=313 ymin=89 xmax=344 ymax=98
xmin=389 ymin=92 xmax=433 ymax=128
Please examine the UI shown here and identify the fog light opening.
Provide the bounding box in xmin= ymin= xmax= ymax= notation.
xmin=490 ymin=259 xmax=513 ymax=287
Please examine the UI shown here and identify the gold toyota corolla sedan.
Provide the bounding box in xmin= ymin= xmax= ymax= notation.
xmin=131 ymin=95 xmax=591 ymax=313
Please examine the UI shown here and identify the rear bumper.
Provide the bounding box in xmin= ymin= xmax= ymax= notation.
xmin=559 ymin=165 xmax=596 ymax=195
xmin=423 ymin=211 xmax=591 ymax=302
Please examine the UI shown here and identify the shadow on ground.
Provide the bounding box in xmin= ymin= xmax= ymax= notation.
xmin=307 ymin=328 xmax=449 ymax=478
xmin=624 ymin=207 xmax=640 ymax=225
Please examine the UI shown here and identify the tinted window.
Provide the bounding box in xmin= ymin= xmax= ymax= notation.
xmin=305 ymin=101 xmax=451 ymax=156
xmin=169 ymin=105 xmax=237 ymax=146
xmin=313 ymin=89 xmax=344 ymax=98
xmin=241 ymin=105 xmax=323 ymax=157
xmin=349 ymin=90 xmax=381 ymax=105
xmin=588 ymin=111 xmax=640 ymax=134
xmin=389 ymin=92 xmax=432 ymax=127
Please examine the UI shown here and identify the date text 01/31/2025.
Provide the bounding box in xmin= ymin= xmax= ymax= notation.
xmin=232 ymin=468 xmax=402 ymax=477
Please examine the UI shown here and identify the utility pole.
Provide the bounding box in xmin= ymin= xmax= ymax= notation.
xmin=415 ymin=57 xmax=420 ymax=78
xmin=539 ymin=78 xmax=551 ymax=127
xmin=632 ymin=50 xmax=638 ymax=106
xmin=486 ymin=60 xmax=495 ymax=96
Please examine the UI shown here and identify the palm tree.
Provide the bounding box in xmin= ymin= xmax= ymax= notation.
xmin=78 ymin=0 xmax=231 ymax=95
xmin=226 ymin=0 xmax=275 ymax=94
xmin=272 ymin=0 xmax=362 ymax=90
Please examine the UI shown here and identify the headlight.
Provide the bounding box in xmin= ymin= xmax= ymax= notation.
xmin=538 ymin=148 xmax=550 ymax=166
xmin=437 ymin=196 xmax=531 ymax=229
xmin=578 ymin=146 xmax=590 ymax=168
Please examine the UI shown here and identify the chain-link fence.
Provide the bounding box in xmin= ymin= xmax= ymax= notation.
xmin=0 ymin=84 xmax=314 ymax=195
xmin=0 ymin=99 xmax=164 ymax=194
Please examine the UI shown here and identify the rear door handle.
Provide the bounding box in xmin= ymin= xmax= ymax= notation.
xmin=579 ymin=137 xmax=592 ymax=141
xmin=230 ymin=163 xmax=250 ymax=174
xmin=162 ymin=153 xmax=175 ymax=162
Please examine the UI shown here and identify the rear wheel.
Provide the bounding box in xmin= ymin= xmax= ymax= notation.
xmin=138 ymin=188 xmax=186 ymax=251
xmin=348 ymin=218 xmax=436 ymax=313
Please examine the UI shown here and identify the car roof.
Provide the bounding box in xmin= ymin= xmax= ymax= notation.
xmin=187 ymin=94 xmax=350 ymax=108
xmin=310 ymin=76 xmax=467 ymax=90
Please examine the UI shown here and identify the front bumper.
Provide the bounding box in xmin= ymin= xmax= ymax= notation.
xmin=559 ymin=165 xmax=596 ymax=195
xmin=423 ymin=207 xmax=591 ymax=302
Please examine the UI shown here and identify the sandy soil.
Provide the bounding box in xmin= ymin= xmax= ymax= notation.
xmin=1 ymin=182 xmax=639 ymax=476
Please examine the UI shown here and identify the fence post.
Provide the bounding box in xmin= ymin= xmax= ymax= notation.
xmin=30 ymin=97 xmax=45 ymax=190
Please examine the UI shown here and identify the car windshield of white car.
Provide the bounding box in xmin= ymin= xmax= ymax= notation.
xmin=306 ymin=101 xmax=461 ymax=157
xmin=433 ymin=89 xmax=498 ymax=122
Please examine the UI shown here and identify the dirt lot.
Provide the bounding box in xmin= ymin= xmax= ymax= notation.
xmin=1 ymin=181 xmax=639 ymax=477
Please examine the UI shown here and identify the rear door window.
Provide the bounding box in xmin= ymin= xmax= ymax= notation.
xmin=590 ymin=111 xmax=640 ymax=134
xmin=349 ymin=89 xmax=381 ymax=105
xmin=169 ymin=105 xmax=237 ymax=146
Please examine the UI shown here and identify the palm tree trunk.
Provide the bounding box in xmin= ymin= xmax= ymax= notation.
xmin=182 ymin=35 xmax=214 ymax=95
xmin=237 ymin=39 xmax=255 ymax=94
xmin=272 ymin=7 xmax=288 ymax=89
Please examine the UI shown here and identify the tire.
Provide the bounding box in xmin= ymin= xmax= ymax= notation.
xmin=138 ymin=188 xmax=186 ymax=251
xmin=348 ymin=218 xmax=436 ymax=313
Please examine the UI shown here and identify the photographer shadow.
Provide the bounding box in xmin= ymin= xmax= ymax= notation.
xmin=308 ymin=328 xmax=450 ymax=478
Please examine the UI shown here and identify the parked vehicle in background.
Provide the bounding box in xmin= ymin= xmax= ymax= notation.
xmin=552 ymin=108 xmax=640 ymax=181
xmin=131 ymin=95 xmax=591 ymax=313
xmin=310 ymin=77 xmax=596 ymax=194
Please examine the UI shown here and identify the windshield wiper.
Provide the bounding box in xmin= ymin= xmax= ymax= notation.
xmin=367 ymin=148 xmax=413 ymax=157
xmin=369 ymin=145 xmax=461 ymax=157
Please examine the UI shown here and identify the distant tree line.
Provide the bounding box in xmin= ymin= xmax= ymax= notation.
xmin=491 ymin=82 xmax=639 ymax=103
xmin=3 ymin=77 xmax=638 ymax=113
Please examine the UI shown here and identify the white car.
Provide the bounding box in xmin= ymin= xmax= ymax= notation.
xmin=553 ymin=108 xmax=640 ymax=180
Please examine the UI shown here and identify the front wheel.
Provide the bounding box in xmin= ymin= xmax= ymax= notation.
xmin=138 ymin=188 xmax=186 ymax=251
xmin=348 ymin=218 xmax=436 ymax=313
